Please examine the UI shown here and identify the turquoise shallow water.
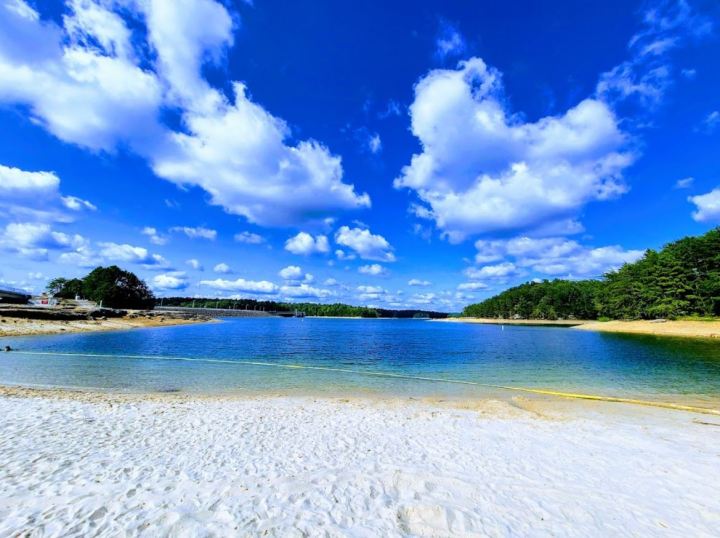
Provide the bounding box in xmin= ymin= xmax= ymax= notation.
xmin=1 ymin=318 xmax=719 ymax=407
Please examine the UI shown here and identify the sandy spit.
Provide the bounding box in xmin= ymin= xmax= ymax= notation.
xmin=574 ymin=319 xmax=720 ymax=339
xmin=438 ymin=317 xmax=720 ymax=339
xmin=0 ymin=389 xmax=719 ymax=536
xmin=434 ymin=317 xmax=588 ymax=327
xmin=0 ymin=314 xmax=215 ymax=338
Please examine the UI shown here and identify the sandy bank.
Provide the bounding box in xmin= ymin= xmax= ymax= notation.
xmin=438 ymin=317 xmax=720 ymax=339
xmin=0 ymin=389 xmax=718 ymax=536
xmin=575 ymin=319 xmax=720 ymax=339
xmin=0 ymin=313 xmax=215 ymax=338
xmin=434 ymin=317 xmax=588 ymax=327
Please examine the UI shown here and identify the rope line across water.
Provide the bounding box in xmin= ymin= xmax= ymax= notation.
xmin=7 ymin=350 xmax=720 ymax=416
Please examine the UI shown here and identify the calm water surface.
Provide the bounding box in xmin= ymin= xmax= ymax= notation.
xmin=1 ymin=318 xmax=719 ymax=407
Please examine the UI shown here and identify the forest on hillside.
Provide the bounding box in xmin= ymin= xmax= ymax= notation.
xmin=463 ymin=228 xmax=720 ymax=320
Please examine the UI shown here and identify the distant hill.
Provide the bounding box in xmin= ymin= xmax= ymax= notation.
xmin=463 ymin=228 xmax=720 ymax=320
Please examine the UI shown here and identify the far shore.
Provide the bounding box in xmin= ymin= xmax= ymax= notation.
xmin=439 ymin=317 xmax=720 ymax=339
xmin=0 ymin=311 xmax=215 ymax=338
xmin=435 ymin=317 xmax=588 ymax=327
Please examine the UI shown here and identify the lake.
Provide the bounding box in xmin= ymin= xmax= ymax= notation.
xmin=1 ymin=318 xmax=719 ymax=409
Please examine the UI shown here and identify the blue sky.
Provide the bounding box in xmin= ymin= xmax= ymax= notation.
xmin=1 ymin=0 xmax=719 ymax=311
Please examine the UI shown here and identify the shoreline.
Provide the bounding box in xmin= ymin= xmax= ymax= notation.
xmin=1 ymin=387 xmax=718 ymax=535
xmin=435 ymin=317 xmax=587 ymax=327
xmin=0 ymin=312 xmax=216 ymax=338
xmin=439 ymin=317 xmax=720 ymax=339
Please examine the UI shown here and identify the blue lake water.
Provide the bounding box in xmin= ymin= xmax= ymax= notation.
xmin=1 ymin=318 xmax=719 ymax=408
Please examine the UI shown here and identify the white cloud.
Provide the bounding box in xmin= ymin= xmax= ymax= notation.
xmin=470 ymin=236 xmax=644 ymax=278
xmin=464 ymin=262 xmax=518 ymax=280
xmin=358 ymin=264 xmax=386 ymax=276
xmin=674 ymin=177 xmax=694 ymax=189
xmin=279 ymin=265 xmax=303 ymax=280
xmin=368 ymin=134 xmax=382 ymax=154
xmin=689 ymin=188 xmax=720 ymax=222
xmin=335 ymin=226 xmax=395 ymax=262
xmin=356 ymin=285 xmax=388 ymax=301
xmin=408 ymin=292 xmax=437 ymax=305
xmin=234 ymin=231 xmax=265 ymax=244
xmin=698 ymin=110 xmax=720 ymax=134
xmin=0 ymin=0 xmax=370 ymax=228
xmin=285 ymin=232 xmax=330 ymax=255
xmin=153 ymin=271 xmax=189 ymax=290
xmin=0 ymin=163 xmax=94 ymax=221
xmin=213 ymin=262 xmax=231 ymax=274
xmin=457 ymin=282 xmax=488 ymax=291
xmin=280 ymin=284 xmax=333 ymax=299
xmin=395 ymin=58 xmax=632 ymax=242
xmin=435 ymin=21 xmax=466 ymax=60
xmin=97 ymin=242 xmax=170 ymax=268
xmin=0 ymin=1 xmax=164 ymax=151
xmin=142 ymin=226 xmax=167 ymax=245
xmin=408 ymin=279 xmax=431 ymax=287
xmin=61 ymin=195 xmax=96 ymax=212
xmin=0 ymin=222 xmax=88 ymax=260
xmin=199 ymin=277 xmax=278 ymax=294
xmin=597 ymin=0 xmax=711 ymax=109
xmin=334 ymin=249 xmax=356 ymax=261
xmin=186 ymin=258 xmax=203 ymax=270
xmin=170 ymin=226 xmax=217 ymax=240
xmin=323 ymin=278 xmax=338 ymax=286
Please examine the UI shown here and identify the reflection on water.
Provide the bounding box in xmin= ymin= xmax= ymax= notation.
xmin=1 ymin=318 xmax=719 ymax=407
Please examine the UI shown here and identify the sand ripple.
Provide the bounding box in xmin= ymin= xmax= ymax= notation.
xmin=0 ymin=394 xmax=719 ymax=536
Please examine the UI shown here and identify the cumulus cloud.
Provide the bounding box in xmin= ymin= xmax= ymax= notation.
xmin=457 ymin=282 xmax=488 ymax=291
xmin=0 ymin=164 xmax=94 ymax=221
xmin=469 ymin=236 xmax=644 ymax=279
xmin=234 ymin=231 xmax=265 ymax=244
xmin=170 ymin=226 xmax=217 ymax=240
xmin=0 ymin=222 xmax=88 ymax=260
xmin=153 ymin=271 xmax=189 ymax=290
xmin=0 ymin=0 xmax=370 ymax=228
xmin=395 ymin=57 xmax=632 ymax=242
xmin=142 ymin=227 xmax=167 ymax=245
xmin=689 ymin=188 xmax=720 ymax=222
xmin=408 ymin=279 xmax=431 ymax=287
xmin=358 ymin=264 xmax=386 ymax=276
xmin=213 ymin=262 xmax=231 ymax=274
xmin=199 ymin=277 xmax=278 ymax=294
xmin=335 ymin=226 xmax=395 ymax=262
xmin=186 ymin=258 xmax=203 ymax=270
xmin=356 ymin=285 xmax=388 ymax=301
xmin=284 ymin=232 xmax=330 ymax=255
xmin=97 ymin=242 xmax=170 ymax=268
xmin=464 ymin=262 xmax=519 ymax=280
xmin=279 ymin=265 xmax=303 ymax=280
xmin=280 ymin=284 xmax=333 ymax=299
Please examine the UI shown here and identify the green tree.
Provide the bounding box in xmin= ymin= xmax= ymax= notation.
xmin=81 ymin=266 xmax=155 ymax=309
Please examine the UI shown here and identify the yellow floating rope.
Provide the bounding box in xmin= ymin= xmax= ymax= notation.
xmin=6 ymin=350 xmax=720 ymax=416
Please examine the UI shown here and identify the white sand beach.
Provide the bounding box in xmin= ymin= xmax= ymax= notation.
xmin=1 ymin=390 xmax=719 ymax=536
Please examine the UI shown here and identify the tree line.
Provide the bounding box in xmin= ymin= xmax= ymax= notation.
xmin=463 ymin=227 xmax=720 ymax=320
xmin=158 ymin=297 xmax=448 ymax=319
xmin=47 ymin=271 xmax=448 ymax=318
xmin=48 ymin=266 xmax=155 ymax=310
